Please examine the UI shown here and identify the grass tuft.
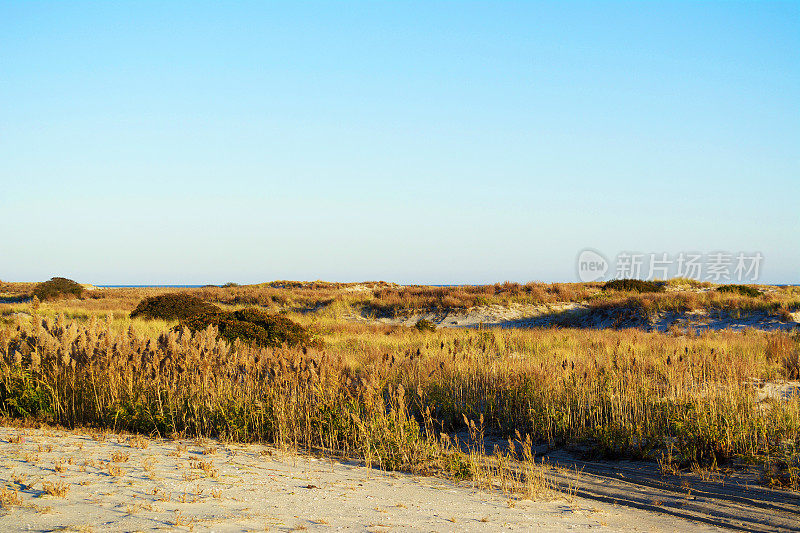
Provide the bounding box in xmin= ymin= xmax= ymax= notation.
xmin=42 ymin=481 xmax=69 ymax=498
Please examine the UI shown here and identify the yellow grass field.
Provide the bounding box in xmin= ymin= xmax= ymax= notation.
xmin=1 ymin=281 xmax=798 ymax=493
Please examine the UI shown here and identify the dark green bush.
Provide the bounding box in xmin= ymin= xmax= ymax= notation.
xmin=130 ymin=293 xmax=219 ymax=320
xmin=222 ymin=282 xmax=240 ymax=288
xmin=180 ymin=308 xmax=314 ymax=348
xmin=717 ymin=284 xmax=762 ymax=297
xmin=415 ymin=318 xmax=437 ymax=332
xmin=32 ymin=277 xmax=83 ymax=301
xmin=602 ymin=279 xmax=665 ymax=293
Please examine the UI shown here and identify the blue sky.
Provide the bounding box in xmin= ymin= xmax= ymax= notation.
xmin=1 ymin=1 xmax=798 ymax=284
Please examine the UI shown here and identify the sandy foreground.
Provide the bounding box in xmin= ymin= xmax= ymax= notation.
xmin=0 ymin=426 xmax=724 ymax=532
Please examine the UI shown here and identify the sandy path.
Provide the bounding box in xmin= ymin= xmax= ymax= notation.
xmin=0 ymin=426 xmax=728 ymax=532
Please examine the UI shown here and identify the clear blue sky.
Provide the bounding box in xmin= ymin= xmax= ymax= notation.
xmin=1 ymin=1 xmax=798 ymax=285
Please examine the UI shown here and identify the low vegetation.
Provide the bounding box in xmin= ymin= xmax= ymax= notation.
xmin=5 ymin=279 xmax=796 ymax=323
xmin=130 ymin=293 xmax=218 ymax=321
xmin=602 ymin=279 xmax=665 ymax=293
xmin=32 ymin=277 xmax=83 ymax=301
xmin=415 ymin=319 xmax=437 ymax=332
xmin=717 ymin=284 xmax=762 ymax=298
xmin=180 ymin=308 xmax=315 ymax=348
xmin=364 ymin=282 xmax=589 ymax=316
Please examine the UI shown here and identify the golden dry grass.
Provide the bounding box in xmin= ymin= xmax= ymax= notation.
xmin=0 ymin=486 xmax=23 ymax=508
xmin=0 ymin=282 xmax=798 ymax=489
xmin=41 ymin=481 xmax=69 ymax=498
xmin=3 ymin=279 xmax=796 ymax=322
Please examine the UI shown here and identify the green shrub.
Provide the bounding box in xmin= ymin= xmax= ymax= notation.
xmin=717 ymin=284 xmax=762 ymax=298
xmin=32 ymin=277 xmax=83 ymax=301
xmin=667 ymin=277 xmax=711 ymax=289
xmin=602 ymin=279 xmax=665 ymax=293
xmin=222 ymin=282 xmax=240 ymax=288
xmin=130 ymin=293 xmax=219 ymax=320
xmin=180 ymin=308 xmax=314 ymax=348
xmin=415 ymin=319 xmax=437 ymax=332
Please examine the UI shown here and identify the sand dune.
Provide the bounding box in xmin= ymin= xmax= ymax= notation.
xmin=359 ymin=303 xmax=799 ymax=332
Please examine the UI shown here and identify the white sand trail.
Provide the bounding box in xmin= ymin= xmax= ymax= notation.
xmin=0 ymin=426 xmax=723 ymax=532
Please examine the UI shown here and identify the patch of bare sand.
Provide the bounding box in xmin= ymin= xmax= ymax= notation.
xmin=358 ymin=303 xmax=800 ymax=332
xmin=0 ymin=426 xmax=727 ymax=532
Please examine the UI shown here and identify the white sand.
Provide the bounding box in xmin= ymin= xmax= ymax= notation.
xmin=0 ymin=426 xmax=723 ymax=532
xmin=360 ymin=303 xmax=799 ymax=332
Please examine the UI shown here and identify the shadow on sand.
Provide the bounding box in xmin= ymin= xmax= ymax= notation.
xmin=450 ymin=430 xmax=800 ymax=532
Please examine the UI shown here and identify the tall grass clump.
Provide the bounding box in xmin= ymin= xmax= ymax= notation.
xmin=320 ymin=324 xmax=800 ymax=470
xmin=0 ymin=315 xmax=460 ymax=475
